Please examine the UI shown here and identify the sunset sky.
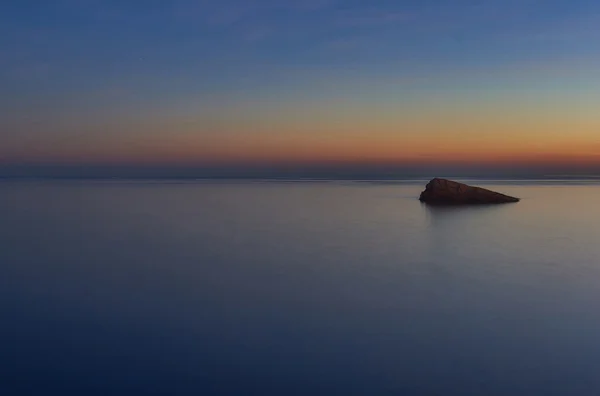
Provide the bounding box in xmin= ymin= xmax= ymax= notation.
xmin=2 ymin=0 xmax=600 ymax=175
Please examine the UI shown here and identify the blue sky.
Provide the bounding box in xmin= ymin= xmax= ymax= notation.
xmin=1 ymin=0 xmax=600 ymax=169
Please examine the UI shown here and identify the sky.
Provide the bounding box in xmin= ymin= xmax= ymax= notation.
xmin=1 ymin=0 xmax=600 ymax=176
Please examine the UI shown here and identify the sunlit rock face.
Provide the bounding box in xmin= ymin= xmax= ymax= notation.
xmin=419 ymin=178 xmax=520 ymax=205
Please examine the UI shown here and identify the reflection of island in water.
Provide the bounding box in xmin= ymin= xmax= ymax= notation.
xmin=424 ymin=204 xmax=507 ymax=227
xmin=422 ymin=203 xmax=515 ymax=266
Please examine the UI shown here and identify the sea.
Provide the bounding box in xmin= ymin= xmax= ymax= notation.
xmin=2 ymin=179 xmax=600 ymax=395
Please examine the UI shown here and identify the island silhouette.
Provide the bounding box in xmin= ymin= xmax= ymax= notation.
xmin=419 ymin=178 xmax=520 ymax=205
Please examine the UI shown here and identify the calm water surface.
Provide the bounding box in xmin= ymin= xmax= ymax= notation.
xmin=2 ymin=180 xmax=600 ymax=395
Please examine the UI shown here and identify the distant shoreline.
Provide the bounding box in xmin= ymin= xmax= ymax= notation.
xmin=2 ymin=176 xmax=600 ymax=184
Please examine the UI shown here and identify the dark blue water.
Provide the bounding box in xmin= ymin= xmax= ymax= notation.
xmin=2 ymin=180 xmax=600 ymax=395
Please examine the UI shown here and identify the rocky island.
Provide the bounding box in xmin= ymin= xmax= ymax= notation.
xmin=419 ymin=178 xmax=520 ymax=205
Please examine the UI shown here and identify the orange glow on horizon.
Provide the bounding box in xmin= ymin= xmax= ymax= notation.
xmin=4 ymin=136 xmax=600 ymax=168
xmin=3 ymin=109 xmax=599 ymax=168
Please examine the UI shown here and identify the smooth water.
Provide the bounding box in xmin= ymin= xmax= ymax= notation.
xmin=2 ymin=180 xmax=600 ymax=395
